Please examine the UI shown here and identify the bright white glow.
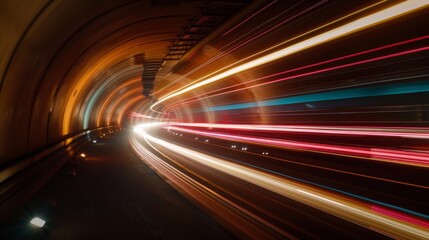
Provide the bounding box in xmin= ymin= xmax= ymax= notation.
xmin=133 ymin=122 xmax=163 ymax=135
xmin=30 ymin=217 xmax=46 ymax=228
xmin=151 ymin=1 xmax=429 ymax=110
xmin=93 ymin=140 xmax=97 ymax=143
xmin=80 ymin=153 xmax=86 ymax=158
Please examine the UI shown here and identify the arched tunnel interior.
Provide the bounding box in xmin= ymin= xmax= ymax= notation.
xmin=1 ymin=1 xmax=429 ymax=239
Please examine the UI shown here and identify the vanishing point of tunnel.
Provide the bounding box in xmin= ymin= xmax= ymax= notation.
xmin=1 ymin=1 xmax=429 ymax=239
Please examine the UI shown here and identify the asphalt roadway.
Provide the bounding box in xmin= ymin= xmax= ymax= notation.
xmin=0 ymin=130 xmax=235 ymax=240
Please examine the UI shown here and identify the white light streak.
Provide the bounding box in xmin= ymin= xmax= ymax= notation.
xmin=131 ymin=124 xmax=429 ymax=239
xmin=151 ymin=1 xmax=429 ymax=110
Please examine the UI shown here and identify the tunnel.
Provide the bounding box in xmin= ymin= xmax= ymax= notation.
xmin=1 ymin=0 xmax=429 ymax=239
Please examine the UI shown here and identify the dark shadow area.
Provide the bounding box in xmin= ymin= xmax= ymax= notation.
xmin=0 ymin=131 xmax=235 ymax=240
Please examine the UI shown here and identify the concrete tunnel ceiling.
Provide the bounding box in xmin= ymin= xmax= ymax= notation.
xmin=1 ymin=0 xmax=429 ymax=165
xmin=0 ymin=0 xmax=251 ymax=163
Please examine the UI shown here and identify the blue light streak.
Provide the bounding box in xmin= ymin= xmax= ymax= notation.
xmin=206 ymin=81 xmax=429 ymax=112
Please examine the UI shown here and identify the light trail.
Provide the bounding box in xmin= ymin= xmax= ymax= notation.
xmin=154 ymin=0 xmax=327 ymax=96
xmin=151 ymin=1 xmax=429 ymax=111
xmin=106 ymin=88 xmax=141 ymax=125
xmin=166 ymin=126 xmax=429 ymax=167
xmin=129 ymin=112 xmax=174 ymax=121
xmin=371 ymin=205 xmax=429 ymax=229
xmin=130 ymin=127 xmax=296 ymax=239
xmin=132 ymin=123 xmax=429 ymax=239
xmin=206 ymin=79 xmax=429 ymax=112
xmin=222 ymin=0 xmax=278 ymax=36
xmin=166 ymin=122 xmax=429 ymax=139
xmin=163 ymin=131 xmax=429 ymax=223
xmin=95 ymin=78 xmax=140 ymax=126
xmin=162 ymin=126 xmax=429 ymax=218
xmin=155 ymin=1 xmax=385 ymax=98
xmin=166 ymin=36 xmax=429 ymax=110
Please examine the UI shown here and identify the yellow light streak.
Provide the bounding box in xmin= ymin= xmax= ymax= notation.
xmin=151 ymin=1 xmax=429 ymax=111
xmin=155 ymin=1 xmax=386 ymax=95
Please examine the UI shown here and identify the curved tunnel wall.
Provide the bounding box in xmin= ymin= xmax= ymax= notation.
xmin=0 ymin=0 xmax=210 ymax=164
xmin=1 ymin=0 xmax=429 ymax=167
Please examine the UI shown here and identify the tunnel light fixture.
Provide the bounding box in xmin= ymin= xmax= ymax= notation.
xmin=205 ymin=139 xmax=209 ymax=142
xmin=30 ymin=217 xmax=46 ymax=228
xmin=151 ymin=1 xmax=429 ymax=111
xmin=93 ymin=140 xmax=97 ymax=143
xmin=80 ymin=153 xmax=86 ymax=158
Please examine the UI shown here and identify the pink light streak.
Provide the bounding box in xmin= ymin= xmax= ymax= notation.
xmin=167 ymin=123 xmax=429 ymax=139
xmin=371 ymin=205 xmax=429 ymax=229
xmin=166 ymin=126 xmax=429 ymax=167
xmin=166 ymin=36 xmax=429 ymax=110
xmin=223 ymin=0 xmax=278 ymax=36
xmin=155 ymin=1 xmax=327 ymax=95
xmin=219 ymin=0 xmax=327 ymax=52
